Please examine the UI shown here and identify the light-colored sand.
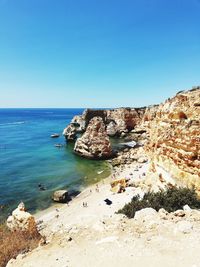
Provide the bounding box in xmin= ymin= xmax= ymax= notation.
xmin=7 ymin=162 xmax=200 ymax=267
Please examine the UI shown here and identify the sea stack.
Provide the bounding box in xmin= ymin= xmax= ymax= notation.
xmin=74 ymin=116 xmax=113 ymax=159
xmin=63 ymin=123 xmax=77 ymax=141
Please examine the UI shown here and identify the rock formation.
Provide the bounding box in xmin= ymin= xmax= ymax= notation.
xmin=64 ymin=107 xmax=153 ymax=141
xmin=146 ymin=88 xmax=200 ymax=191
xmin=106 ymin=107 xmax=146 ymax=135
xmin=64 ymin=88 xmax=199 ymax=196
xmin=52 ymin=190 xmax=69 ymax=203
xmin=7 ymin=202 xmax=37 ymax=234
xmin=106 ymin=121 xmax=118 ymax=136
xmin=71 ymin=114 xmax=86 ymax=132
xmin=74 ymin=117 xmax=113 ymax=159
xmin=63 ymin=123 xmax=77 ymax=141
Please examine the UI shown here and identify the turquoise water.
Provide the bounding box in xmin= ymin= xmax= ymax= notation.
xmin=0 ymin=109 xmax=110 ymax=222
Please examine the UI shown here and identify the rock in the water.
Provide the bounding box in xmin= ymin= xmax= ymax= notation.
xmin=7 ymin=202 xmax=37 ymax=233
xmin=71 ymin=115 xmax=86 ymax=132
xmin=74 ymin=116 xmax=113 ymax=159
xmin=106 ymin=121 xmax=118 ymax=136
xmin=52 ymin=190 xmax=69 ymax=203
xmin=63 ymin=123 xmax=77 ymax=141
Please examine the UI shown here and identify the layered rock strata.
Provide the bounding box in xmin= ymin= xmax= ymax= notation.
xmin=74 ymin=117 xmax=113 ymax=159
xmin=146 ymin=88 xmax=200 ymax=191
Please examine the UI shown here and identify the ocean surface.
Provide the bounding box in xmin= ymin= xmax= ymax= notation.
xmin=0 ymin=109 xmax=111 ymax=222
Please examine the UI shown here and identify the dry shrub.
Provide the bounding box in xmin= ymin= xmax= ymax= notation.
xmin=0 ymin=224 xmax=42 ymax=267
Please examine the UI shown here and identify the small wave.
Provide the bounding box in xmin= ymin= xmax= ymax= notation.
xmin=0 ymin=121 xmax=25 ymax=127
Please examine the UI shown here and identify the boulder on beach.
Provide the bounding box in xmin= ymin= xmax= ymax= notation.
xmin=74 ymin=116 xmax=113 ymax=159
xmin=110 ymin=178 xmax=129 ymax=193
xmin=52 ymin=190 xmax=69 ymax=203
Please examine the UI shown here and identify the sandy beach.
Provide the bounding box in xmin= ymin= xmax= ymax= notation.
xmin=7 ymin=158 xmax=200 ymax=267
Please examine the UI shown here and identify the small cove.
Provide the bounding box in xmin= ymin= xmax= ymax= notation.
xmin=0 ymin=108 xmax=111 ymax=222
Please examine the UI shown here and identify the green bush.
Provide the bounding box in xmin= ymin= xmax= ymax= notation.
xmin=118 ymin=187 xmax=200 ymax=218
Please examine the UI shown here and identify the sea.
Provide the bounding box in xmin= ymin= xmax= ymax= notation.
xmin=0 ymin=108 xmax=111 ymax=222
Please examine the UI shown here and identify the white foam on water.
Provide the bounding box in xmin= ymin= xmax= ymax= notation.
xmin=0 ymin=121 xmax=25 ymax=127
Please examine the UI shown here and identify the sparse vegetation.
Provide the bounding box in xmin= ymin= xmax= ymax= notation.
xmin=0 ymin=224 xmax=42 ymax=267
xmin=118 ymin=187 xmax=200 ymax=219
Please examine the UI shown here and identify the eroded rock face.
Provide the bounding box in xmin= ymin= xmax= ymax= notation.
xmin=106 ymin=107 xmax=146 ymax=134
xmin=71 ymin=115 xmax=86 ymax=132
xmin=141 ymin=105 xmax=159 ymax=127
xmin=63 ymin=123 xmax=77 ymax=141
xmin=106 ymin=121 xmax=118 ymax=136
xmin=65 ymin=107 xmax=154 ymax=140
xmin=146 ymin=88 xmax=200 ymax=191
xmin=74 ymin=117 xmax=113 ymax=159
xmin=7 ymin=202 xmax=37 ymax=234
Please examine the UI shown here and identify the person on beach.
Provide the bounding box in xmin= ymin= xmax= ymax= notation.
xmin=95 ymin=184 xmax=99 ymax=192
xmin=83 ymin=202 xmax=88 ymax=207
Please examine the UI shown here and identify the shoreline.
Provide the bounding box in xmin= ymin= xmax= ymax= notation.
xmin=34 ymin=172 xmax=113 ymax=221
xmin=33 ymin=158 xmax=151 ymax=239
xmin=33 ymin=161 xmax=113 ymax=221
xmin=8 ymin=158 xmax=200 ymax=267
xmin=5 ymin=88 xmax=200 ymax=267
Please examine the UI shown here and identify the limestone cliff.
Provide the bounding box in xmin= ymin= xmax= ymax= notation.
xmin=106 ymin=107 xmax=146 ymax=134
xmin=63 ymin=107 xmax=149 ymax=141
xmin=146 ymin=88 xmax=200 ymax=191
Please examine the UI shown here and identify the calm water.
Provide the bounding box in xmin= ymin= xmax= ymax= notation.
xmin=0 ymin=109 xmax=111 ymax=222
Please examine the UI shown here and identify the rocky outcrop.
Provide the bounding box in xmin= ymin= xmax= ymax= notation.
xmin=71 ymin=115 xmax=86 ymax=132
xmin=7 ymin=202 xmax=37 ymax=234
xmin=64 ymin=107 xmax=155 ymax=141
xmin=106 ymin=107 xmax=146 ymax=135
xmin=146 ymin=88 xmax=200 ymax=191
xmin=106 ymin=121 xmax=118 ymax=136
xmin=63 ymin=123 xmax=77 ymax=141
xmin=141 ymin=104 xmax=159 ymax=127
xmin=110 ymin=178 xmax=130 ymax=193
xmin=74 ymin=117 xmax=113 ymax=159
xmin=83 ymin=109 xmax=107 ymax=128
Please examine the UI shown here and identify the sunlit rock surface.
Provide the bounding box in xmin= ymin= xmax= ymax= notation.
xmin=146 ymin=88 xmax=200 ymax=191
xmin=74 ymin=116 xmax=113 ymax=159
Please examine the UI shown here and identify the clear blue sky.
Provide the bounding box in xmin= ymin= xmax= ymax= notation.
xmin=0 ymin=0 xmax=199 ymax=108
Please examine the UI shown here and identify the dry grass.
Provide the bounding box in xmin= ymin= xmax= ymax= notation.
xmin=0 ymin=224 xmax=42 ymax=267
